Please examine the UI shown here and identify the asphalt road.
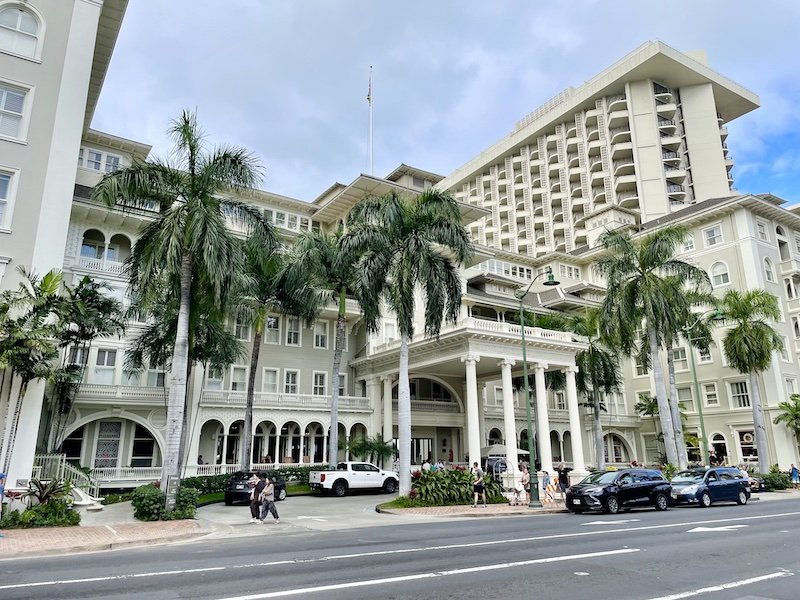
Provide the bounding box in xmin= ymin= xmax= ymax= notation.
xmin=2 ymin=498 xmax=800 ymax=600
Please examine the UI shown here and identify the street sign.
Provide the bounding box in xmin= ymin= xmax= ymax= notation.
xmin=164 ymin=475 xmax=180 ymax=511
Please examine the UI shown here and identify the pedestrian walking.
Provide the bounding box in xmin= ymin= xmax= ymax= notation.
xmin=556 ymin=462 xmax=572 ymax=501
xmin=259 ymin=476 xmax=280 ymax=523
xmin=248 ymin=474 xmax=265 ymax=523
xmin=471 ymin=462 xmax=486 ymax=508
xmin=791 ymin=464 xmax=799 ymax=489
xmin=542 ymin=471 xmax=555 ymax=502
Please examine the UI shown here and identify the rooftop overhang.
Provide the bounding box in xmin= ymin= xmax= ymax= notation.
xmin=439 ymin=40 xmax=760 ymax=191
xmin=84 ymin=129 xmax=151 ymax=161
xmin=384 ymin=163 xmax=445 ymax=184
xmin=85 ymin=0 xmax=128 ymax=129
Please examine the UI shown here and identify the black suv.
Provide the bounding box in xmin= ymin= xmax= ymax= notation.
xmin=566 ymin=468 xmax=671 ymax=514
xmin=224 ymin=472 xmax=287 ymax=506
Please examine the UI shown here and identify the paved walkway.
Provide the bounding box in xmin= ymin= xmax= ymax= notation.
xmin=2 ymin=489 xmax=798 ymax=559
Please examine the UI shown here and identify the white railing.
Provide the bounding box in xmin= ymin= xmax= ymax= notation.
xmin=77 ymin=257 xmax=126 ymax=275
xmin=34 ymin=453 xmax=98 ymax=496
xmin=200 ymin=391 xmax=371 ymax=410
xmin=92 ymin=467 xmax=162 ymax=483
xmin=77 ymin=384 xmax=167 ymax=400
xmin=392 ymin=400 xmax=460 ymax=413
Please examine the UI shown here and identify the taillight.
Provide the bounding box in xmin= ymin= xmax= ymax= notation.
xmin=320 ymin=474 xmax=326 ymax=482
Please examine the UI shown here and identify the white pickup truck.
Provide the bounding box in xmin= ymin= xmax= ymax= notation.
xmin=308 ymin=462 xmax=399 ymax=497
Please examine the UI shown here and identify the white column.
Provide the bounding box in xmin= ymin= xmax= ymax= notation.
xmin=382 ymin=376 xmax=393 ymax=442
xmin=366 ymin=377 xmax=382 ymax=439
xmin=478 ymin=383 xmax=487 ymax=448
xmin=534 ymin=363 xmax=553 ymax=474
xmin=499 ymin=359 xmax=519 ymax=471
xmin=462 ymin=354 xmax=481 ymax=467
xmin=299 ymin=425 xmax=306 ymax=464
xmin=565 ymin=365 xmax=587 ymax=475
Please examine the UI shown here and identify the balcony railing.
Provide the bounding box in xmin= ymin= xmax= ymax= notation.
xmin=77 ymin=257 xmax=126 ymax=275
xmin=667 ymin=184 xmax=686 ymax=194
xmin=200 ymin=391 xmax=372 ymax=410
xmin=76 ymin=384 xmax=167 ymax=400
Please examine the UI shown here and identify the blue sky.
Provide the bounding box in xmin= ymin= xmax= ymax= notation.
xmin=93 ymin=0 xmax=800 ymax=205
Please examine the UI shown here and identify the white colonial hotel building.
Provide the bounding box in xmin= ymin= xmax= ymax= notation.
xmin=0 ymin=1 xmax=798 ymax=493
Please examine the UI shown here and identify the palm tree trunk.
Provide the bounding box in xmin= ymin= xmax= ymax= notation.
xmin=666 ymin=349 xmax=688 ymax=469
xmin=2 ymin=378 xmax=28 ymax=474
xmin=593 ymin=390 xmax=605 ymax=470
xmin=749 ymin=371 xmax=770 ymax=474
xmin=648 ymin=325 xmax=678 ymax=466
xmin=161 ymin=253 xmax=193 ymax=491
xmin=241 ymin=328 xmax=262 ymax=472
xmin=398 ymin=333 xmax=412 ymax=495
xmin=328 ymin=289 xmax=347 ymax=464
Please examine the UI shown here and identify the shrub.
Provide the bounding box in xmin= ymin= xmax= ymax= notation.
xmin=101 ymin=492 xmax=133 ymax=505
xmin=661 ymin=463 xmax=678 ymax=481
xmin=0 ymin=500 xmax=80 ymax=529
xmin=164 ymin=487 xmax=199 ymax=520
xmin=762 ymin=471 xmax=791 ymax=491
xmin=131 ymin=484 xmax=165 ymax=521
xmin=407 ymin=468 xmax=506 ymax=506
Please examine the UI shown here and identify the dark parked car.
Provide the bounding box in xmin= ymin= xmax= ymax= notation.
xmin=566 ymin=468 xmax=671 ymax=514
xmin=224 ymin=472 xmax=286 ymax=506
xmin=670 ymin=467 xmax=750 ymax=507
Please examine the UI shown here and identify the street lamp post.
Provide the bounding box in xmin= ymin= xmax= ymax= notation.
xmin=516 ymin=267 xmax=559 ymax=508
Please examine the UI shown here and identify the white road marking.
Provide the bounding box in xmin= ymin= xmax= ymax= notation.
xmin=215 ymin=548 xmax=640 ymax=599
xmin=574 ymin=571 xmax=590 ymax=576
xmin=3 ymin=510 xmax=799 ymax=591
xmin=583 ymin=519 xmax=640 ymax=525
xmin=686 ymin=525 xmax=748 ymax=532
xmin=296 ymin=516 xmax=328 ymax=522
xmin=645 ymin=570 xmax=793 ymax=600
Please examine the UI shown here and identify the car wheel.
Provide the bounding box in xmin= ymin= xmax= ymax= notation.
xmin=383 ymin=479 xmax=398 ymax=494
xmin=737 ymin=490 xmax=748 ymax=505
xmin=700 ymin=492 xmax=712 ymax=508
xmin=278 ymin=488 xmax=287 ymax=501
xmin=605 ymin=495 xmax=621 ymax=514
xmin=224 ymin=494 xmax=233 ymax=506
xmin=332 ymin=481 xmax=347 ymax=497
xmin=654 ymin=493 xmax=668 ymax=511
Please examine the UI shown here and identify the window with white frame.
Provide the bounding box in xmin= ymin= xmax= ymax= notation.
xmin=739 ymin=430 xmax=757 ymax=462
xmin=77 ymin=147 xmax=122 ymax=173
xmin=697 ymin=346 xmax=712 ymax=363
xmin=677 ymin=386 xmax=693 ymax=412
xmin=313 ymin=372 xmax=327 ymax=396
xmin=230 ymin=366 xmax=248 ymax=391
xmin=286 ymin=317 xmax=300 ymax=346
xmin=234 ymin=316 xmax=250 ymax=341
xmin=787 ymin=279 xmax=798 ymax=300
xmin=764 ymin=258 xmax=776 ymax=283
xmin=338 ymin=373 xmax=346 ymax=397
xmin=780 ymin=336 xmax=790 ymax=361
xmin=0 ymin=5 xmax=39 ymax=58
xmin=0 ymin=82 xmax=25 ymax=138
xmin=262 ymin=368 xmax=278 ymax=393
xmin=284 ymin=369 xmax=298 ymax=394
xmin=0 ymin=170 xmax=15 ymax=228
xmin=104 ymin=154 xmax=120 ymax=173
xmin=94 ymin=349 xmax=117 ymax=385
xmin=384 ymin=321 xmax=397 ymax=343
xmin=703 ymin=383 xmax=719 ymax=406
xmin=683 ymin=235 xmax=695 ymax=252
xmin=785 ymin=378 xmax=797 ymax=396
xmin=635 ymin=354 xmax=648 ymax=376
xmin=264 ymin=315 xmax=280 ymax=344
xmin=757 ymin=221 xmax=768 ymax=241
xmin=206 ymin=368 xmax=223 ymax=390
xmin=793 ymin=316 xmax=800 ymax=339
xmin=704 ymin=225 xmax=723 ymax=247
xmin=730 ymin=381 xmax=750 ymax=408
xmin=710 ymin=262 xmax=730 ymax=287
xmin=68 ymin=346 xmax=89 ymax=366
xmin=313 ymin=320 xmax=328 ymax=349
xmin=146 ymin=365 xmax=166 ymax=387
xmin=670 ymin=347 xmax=688 ymax=371
xmin=554 ymin=390 xmax=566 ymax=410
xmin=493 ymin=386 xmax=503 ymax=406
xmin=121 ymin=352 xmax=139 ymax=386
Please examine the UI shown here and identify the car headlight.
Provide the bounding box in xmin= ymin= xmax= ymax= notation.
xmin=682 ymin=485 xmax=698 ymax=494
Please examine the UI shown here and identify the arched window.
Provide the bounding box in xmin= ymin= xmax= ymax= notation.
xmin=710 ymin=262 xmax=730 ymax=287
xmin=764 ymin=258 xmax=776 ymax=283
xmin=0 ymin=4 xmax=40 ymax=58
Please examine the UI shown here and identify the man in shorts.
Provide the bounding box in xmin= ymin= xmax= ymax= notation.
xmin=471 ymin=462 xmax=486 ymax=508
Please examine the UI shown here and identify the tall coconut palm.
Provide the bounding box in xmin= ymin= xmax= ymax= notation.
xmin=568 ymin=308 xmax=621 ymax=470
xmin=284 ymin=229 xmax=380 ymax=464
xmin=634 ymin=393 xmax=663 ymax=461
xmin=92 ymin=111 xmax=276 ymax=492
xmin=718 ymin=289 xmax=783 ymax=474
xmin=344 ymin=189 xmax=473 ymax=495
xmin=235 ymin=246 xmax=322 ymax=471
xmin=595 ymin=225 xmax=709 ymax=467
xmin=774 ymin=394 xmax=800 ymax=452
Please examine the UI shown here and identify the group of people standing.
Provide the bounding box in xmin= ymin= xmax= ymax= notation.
xmin=471 ymin=461 xmax=572 ymax=506
xmin=248 ymin=473 xmax=280 ymax=524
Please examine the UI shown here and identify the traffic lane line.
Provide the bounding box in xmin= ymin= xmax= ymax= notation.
xmin=214 ymin=548 xmax=640 ymax=600
xmin=645 ymin=570 xmax=793 ymax=600
xmin=3 ymin=510 xmax=800 ymax=591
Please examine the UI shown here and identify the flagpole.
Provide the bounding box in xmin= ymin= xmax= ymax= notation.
xmin=368 ymin=65 xmax=373 ymax=175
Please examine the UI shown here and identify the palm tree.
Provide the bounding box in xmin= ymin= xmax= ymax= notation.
xmin=596 ymin=225 xmax=709 ymax=467
xmin=718 ymin=289 xmax=783 ymax=474
xmin=568 ymin=308 xmax=621 ymax=470
xmin=774 ymin=394 xmax=800 ymax=452
xmin=284 ymin=229 xmax=380 ymax=465
xmin=235 ymin=247 xmax=321 ymax=471
xmin=634 ymin=393 xmax=663 ymax=462
xmin=344 ymin=189 xmax=473 ymax=495
xmin=92 ymin=111 xmax=276 ymax=492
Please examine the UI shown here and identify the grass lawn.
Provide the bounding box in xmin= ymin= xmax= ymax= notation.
xmin=197 ymin=492 xmax=224 ymax=505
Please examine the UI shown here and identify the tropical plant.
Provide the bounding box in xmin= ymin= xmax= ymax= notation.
xmin=344 ymin=189 xmax=473 ymax=495
xmin=284 ymin=229 xmax=381 ymax=466
xmin=774 ymin=394 xmax=800 ymax=449
xmin=718 ymin=289 xmax=783 ymax=474
xmin=634 ymin=393 xmax=663 ymax=458
xmin=347 ymin=435 xmax=396 ymax=466
xmin=23 ymin=478 xmax=71 ymax=505
xmin=235 ymin=246 xmax=321 ymax=471
xmin=92 ymin=111 xmax=276 ymax=493
xmin=595 ymin=225 xmax=709 ymax=467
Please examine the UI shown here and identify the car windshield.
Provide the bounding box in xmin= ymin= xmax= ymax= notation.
xmin=672 ymin=471 xmax=705 ymax=482
xmin=580 ymin=471 xmax=619 ymax=485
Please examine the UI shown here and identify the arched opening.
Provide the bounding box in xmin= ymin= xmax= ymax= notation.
xmin=0 ymin=4 xmax=41 ymax=58
xmin=603 ymin=433 xmax=631 ymax=464
xmin=777 ymin=226 xmax=790 ymax=261
xmin=108 ymin=233 xmax=132 ymax=264
xmin=711 ymin=433 xmax=728 ymax=463
xmin=80 ymin=229 xmax=105 ymax=260
xmin=59 ymin=425 xmax=85 ymax=466
xmin=280 ymin=421 xmax=301 ymax=463
xmin=349 ymin=423 xmax=368 ymax=461
xmin=199 ymin=419 xmax=224 ymax=464
xmin=562 ymin=431 xmax=573 ymax=462
xmin=550 ymin=430 xmax=562 ymax=462
xmin=226 ymin=420 xmax=243 ymax=464
xmin=60 ymin=419 xmax=161 ymax=469
xmin=488 ymin=428 xmax=503 ymax=445
xmin=304 ymin=422 xmax=325 ymax=463
xmin=253 ymin=420 xmax=277 ymax=463
xmin=336 ymin=422 xmax=347 ymax=462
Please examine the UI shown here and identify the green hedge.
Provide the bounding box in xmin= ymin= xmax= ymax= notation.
xmin=0 ymin=500 xmax=80 ymax=529
xmin=762 ymin=471 xmax=791 ymax=491
xmin=131 ymin=483 xmax=199 ymax=521
xmin=180 ymin=465 xmax=332 ymax=494
xmin=407 ymin=467 xmax=506 ymax=506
